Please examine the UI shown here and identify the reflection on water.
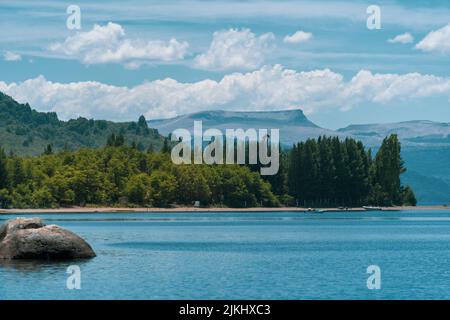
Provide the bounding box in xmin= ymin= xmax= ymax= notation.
xmin=1 ymin=210 xmax=450 ymax=300
xmin=0 ymin=259 xmax=91 ymax=273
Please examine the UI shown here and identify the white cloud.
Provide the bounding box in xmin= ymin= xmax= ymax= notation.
xmin=340 ymin=70 xmax=450 ymax=110
xmin=416 ymin=23 xmax=450 ymax=54
xmin=283 ymin=31 xmax=313 ymax=44
xmin=194 ymin=28 xmax=275 ymax=71
xmin=1 ymin=66 xmax=450 ymax=122
xmin=49 ymin=22 xmax=189 ymax=66
xmin=3 ymin=51 xmax=22 ymax=61
xmin=388 ymin=32 xmax=414 ymax=44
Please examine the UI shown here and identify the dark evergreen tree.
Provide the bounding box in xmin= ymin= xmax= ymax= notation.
xmin=138 ymin=115 xmax=148 ymax=127
xmin=44 ymin=144 xmax=53 ymax=155
xmin=401 ymin=186 xmax=417 ymax=206
xmin=106 ymin=133 xmax=117 ymax=147
xmin=370 ymin=134 xmax=404 ymax=205
xmin=0 ymin=147 xmax=8 ymax=189
xmin=115 ymin=133 xmax=125 ymax=147
xmin=162 ymin=138 xmax=170 ymax=153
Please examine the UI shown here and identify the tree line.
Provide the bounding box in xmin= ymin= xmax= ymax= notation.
xmin=0 ymin=133 xmax=416 ymax=208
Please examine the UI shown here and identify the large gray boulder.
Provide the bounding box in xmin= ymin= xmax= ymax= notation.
xmin=0 ymin=218 xmax=96 ymax=259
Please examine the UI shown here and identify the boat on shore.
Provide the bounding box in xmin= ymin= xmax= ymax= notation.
xmin=306 ymin=208 xmax=326 ymax=214
xmin=363 ymin=206 xmax=383 ymax=211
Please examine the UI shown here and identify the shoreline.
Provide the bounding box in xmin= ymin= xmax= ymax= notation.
xmin=0 ymin=205 xmax=448 ymax=214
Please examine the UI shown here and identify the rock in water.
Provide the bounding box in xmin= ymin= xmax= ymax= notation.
xmin=0 ymin=218 xmax=96 ymax=259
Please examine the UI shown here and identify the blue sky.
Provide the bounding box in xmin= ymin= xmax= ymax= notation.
xmin=1 ymin=0 xmax=450 ymax=129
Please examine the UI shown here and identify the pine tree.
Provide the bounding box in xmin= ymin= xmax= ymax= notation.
xmin=162 ymin=138 xmax=170 ymax=153
xmin=370 ymin=134 xmax=404 ymax=205
xmin=115 ymin=133 xmax=125 ymax=147
xmin=106 ymin=133 xmax=116 ymax=147
xmin=0 ymin=147 xmax=8 ymax=189
xmin=401 ymin=186 xmax=417 ymax=206
xmin=138 ymin=115 xmax=147 ymax=127
xmin=44 ymin=144 xmax=53 ymax=155
xmin=317 ymin=137 xmax=335 ymax=206
xmin=11 ymin=157 xmax=25 ymax=187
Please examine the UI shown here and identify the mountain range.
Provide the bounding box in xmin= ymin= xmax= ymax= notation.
xmin=148 ymin=109 xmax=450 ymax=148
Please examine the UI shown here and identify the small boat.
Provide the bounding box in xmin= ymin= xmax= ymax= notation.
xmin=363 ymin=206 xmax=383 ymax=211
xmin=306 ymin=208 xmax=325 ymax=214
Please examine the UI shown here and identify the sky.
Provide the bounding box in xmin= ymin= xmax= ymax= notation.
xmin=1 ymin=0 xmax=450 ymax=129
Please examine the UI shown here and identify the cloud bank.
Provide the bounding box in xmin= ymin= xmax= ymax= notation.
xmin=1 ymin=66 xmax=450 ymax=122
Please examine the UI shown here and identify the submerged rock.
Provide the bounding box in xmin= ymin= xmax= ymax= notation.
xmin=0 ymin=218 xmax=96 ymax=259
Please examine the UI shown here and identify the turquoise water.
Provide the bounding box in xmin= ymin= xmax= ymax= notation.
xmin=1 ymin=210 xmax=450 ymax=300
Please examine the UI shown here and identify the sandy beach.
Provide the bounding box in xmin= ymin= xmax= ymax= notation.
xmin=0 ymin=205 xmax=448 ymax=214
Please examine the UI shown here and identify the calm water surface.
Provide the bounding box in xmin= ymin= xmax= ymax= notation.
xmin=1 ymin=210 xmax=450 ymax=300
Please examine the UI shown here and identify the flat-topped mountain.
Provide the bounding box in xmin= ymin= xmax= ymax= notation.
xmin=148 ymin=109 xmax=339 ymax=146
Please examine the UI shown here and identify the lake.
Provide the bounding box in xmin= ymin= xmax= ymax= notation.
xmin=1 ymin=210 xmax=450 ymax=300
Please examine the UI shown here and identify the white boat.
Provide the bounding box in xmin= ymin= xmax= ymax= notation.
xmin=363 ymin=206 xmax=383 ymax=211
xmin=306 ymin=208 xmax=325 ymax=214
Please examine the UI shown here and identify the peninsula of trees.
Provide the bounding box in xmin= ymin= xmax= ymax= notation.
xmin=0 ymin=133 xmax=416 ymax=208
xmin=0 ymin=91 xmax=416 ymax=208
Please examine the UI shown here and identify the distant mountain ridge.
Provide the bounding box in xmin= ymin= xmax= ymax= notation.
xmin=339 ymin=120 xmax=450 ymax=147
xmin=148 ymin=109 xmax=340 ymax=145
xmin=0 ymin=92 xmax=165 ymax=155
xmin=149 ymin=109 xmax=450 ymax=148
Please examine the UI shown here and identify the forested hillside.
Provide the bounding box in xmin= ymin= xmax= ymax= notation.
xmin=0 ymin=92 xmax=165 ymax=155
xmin=0 ymin=133 xmax=415 ymax=208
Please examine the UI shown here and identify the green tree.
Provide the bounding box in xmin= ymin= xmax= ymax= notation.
xmin=0 ymin=188 xmax=12 ymax=208
xmin=175 ymin=166 xmax=211 ymax=205
xmin=138 ymin=115 xmax=147 ymax=127
xmin=0 ymin=148 xmax=8 ymax=189
xmin=125 ymin=173 xmax=151 ymax=205
xmin=370 ymin=134 xmax=405 ymax=205
xmin=9 ymin=157 xmax=26 ymax=187
xmin=401 ymin=186 xmax=417 ymax=206
xmin=148 ymin=171 xmax=177 ymax=207
xmin=31 ymin=187 xmax=55 ymax=208
xmin=162 ymin=138 xmax=170 ymax=153
xmin=44 ymin=144 xmax=53 ymax=155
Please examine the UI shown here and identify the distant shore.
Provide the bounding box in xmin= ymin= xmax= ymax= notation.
xmin=0 ymin=205 xmax=449 ymax=214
